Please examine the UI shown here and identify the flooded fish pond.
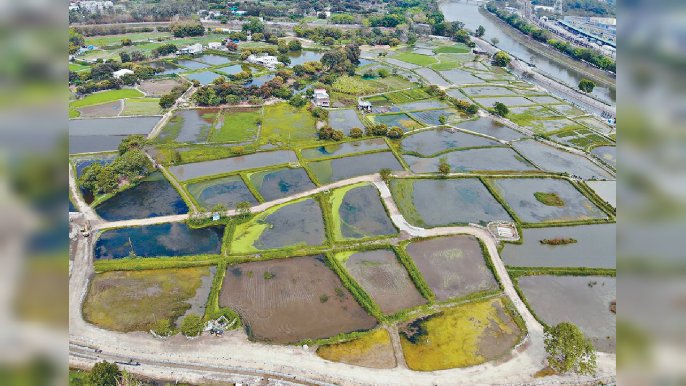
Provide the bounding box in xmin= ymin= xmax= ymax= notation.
xmin=333 ymin=184 xmax=397 ymax=240
xmin=95 ymin=222 xmax=223 ymax=259
xmin=249 ymin=167 xmax=315 ymax=201
xmin=403 ymin=147 xmax=536 ymax=173
xmin=512 ymin=139 xmax=612 ymax=180
xmin=401 ymin=128 xmax=501 ymax=156
xmin=169 ymin=150 xmax=298 ymax=181
xmin=307 ymin=152 xmax=404 ymax=184
xmin=187 ymin=175 xmax=257 ymax=210
xmin=456 ymin=117 xmax=525 ymax=141
xmin=301 ymin=138 xmax=388 ymax=160
xmin=390 ymin=178 xmax=512 ymax=227
xmin=156 ymin=108 xmax=219 ymax=143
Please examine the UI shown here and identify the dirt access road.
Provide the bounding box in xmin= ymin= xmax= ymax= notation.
xmin=70 ymin=172 xmax=615 ymax=385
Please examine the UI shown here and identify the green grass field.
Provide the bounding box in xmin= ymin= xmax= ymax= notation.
xmin=261 ymin=103 xmax=316 ymax=144
xmin=120 ymin=98 xmax=163 ymax=116
xmin=209 ymin=108 xmax=261 ymax=143
xmin=68 ymin=62 xmax=90 ymax=73
xmin=433 ymin=44 xmax=470 ymax=54
xmin=393 ymin=52 xmax=438 ymax=66
xmin=84 ymin=32 xmax=171 ymax=47
xmin=70 ymin=88 xmax=144 ymax=109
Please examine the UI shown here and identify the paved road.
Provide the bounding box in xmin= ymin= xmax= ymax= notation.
xmin=70 ymin=172 xmax=616 ymax=385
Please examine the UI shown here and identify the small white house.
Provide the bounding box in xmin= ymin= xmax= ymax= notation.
xmin=113 ymin=69 xmax=134 ymax=79
xmin=246 ymin=54 xmax=279 ymax=69
xmin=313 ymin=88 xmax=330 ymax=107
xmin=207 ymin=42 xmax=223 ymax=50
xmin=178 ymin=43 xmax=204 ymax=55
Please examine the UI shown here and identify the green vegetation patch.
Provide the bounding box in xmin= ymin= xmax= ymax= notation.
xmin=331 ymin=76 xmax=378 ymax=95
xmin=261 ymin=103 xmax=316 ymax=144
xmin=82 ymin=267 xmax=211 ymax=332
xmin=534 ymin=192 xmax=565 ymax=207
xmin=433 ymin=44 xmax=470 ymax=54
xmin=384 ymin=88 xmax=431 ymax=104
xmin=209 ymin=107 xmax=261 ymax=143
xmin=70 ymin=88 xmax=144 ymax=109
xmin=399 ymin=297 xmax=522 ymax=371
xmin=393 ymin=52 xmax=438 ymax=66
xmin=120 ymin=98 xmax=163 ymax=116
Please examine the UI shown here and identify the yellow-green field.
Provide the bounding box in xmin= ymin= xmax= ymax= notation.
xmin=317 ymin=328 xmax=396 ymax=368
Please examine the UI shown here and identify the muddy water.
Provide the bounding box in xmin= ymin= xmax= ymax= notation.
xmin=338 ymin=185 xmax=397 ymax=239
xmin=403 ymin=146 xmax=537 ymax=173
xmin=250 ymin=167 xmax=316 ymax=201
xmin=502 ymin=223 xmax=616 ymax=268
xmin=177 ymin=266 xmax=217 ymax=326
xmin=254 ymin=198 xmax=326 ymax=250
xmin=402 ymin=127 xmax=502 ymax=156
xmin=187 ymin=175 xmax=257 ymax=210
xmin=169 ymin=150 xmax=298 ymax=181
xmin=518 ymin=275 xmax=616 ymax=352
xmin=301 ymin=138 xmax=388 ymax=160
xmin=456 ymin=117 xmax=526 ymax=141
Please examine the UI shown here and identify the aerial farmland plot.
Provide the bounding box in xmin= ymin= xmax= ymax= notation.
xmin=218 ymin=255 xmax=377 ymax=343
xmin=68 ymin=19 xmax=616 ymax=384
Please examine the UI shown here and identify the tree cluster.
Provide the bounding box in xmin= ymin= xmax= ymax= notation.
xmin=159 ymin=83 xmax=190 ymax=109
xmin=170 ymin=19 xmax=205 ymax=37
xmin=78 ymin=135 xmax=153 ymax=195
xmin=70 ymin=61 xmax=159 ymax=94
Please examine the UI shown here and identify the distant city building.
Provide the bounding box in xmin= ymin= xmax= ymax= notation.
xmin=178 ymin=43 xmax=204 ymax=55
xmin=113 ymin=69 xmax=134 ymax=79
xmin=246 ymin=54 xmax=279 ymax=69
xmin=313 ymin=89 xmax=330 ymax=107
xmin=71 ymin=1 xmax=113 ymax=13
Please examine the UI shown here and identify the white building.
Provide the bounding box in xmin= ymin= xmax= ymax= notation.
xmin=178 ymin=43 xmax=203 ymax=55
xmin=207 ymin=42 xmax=223 ymax=50
xmin=246 ymin=54 xmax=279 ymax=68
xmin=75 ymin=1 xmax=113 ymax=13
xmin=113 ymin=69 xmax=134 ymax=79
xmin=313 ymin=89 xmax=330 ymax=107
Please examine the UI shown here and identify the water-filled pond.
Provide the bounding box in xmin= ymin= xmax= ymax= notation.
xmin=512 ymin=139 xmax=613 ymax=180
xmin=403 ymin=147 xmax=536 ymax=173
xmin=462 ymin=86 xmax=518 ymax=96
xmin=502 ymin=223 xmax=615 ymax=268
xmin=586 ymin=180 xmax=615 ymax=207
xmin=169 ymin=150 xmax=298 ymax=181
xmin=369 ymin=113 xmax=422 ymax=131
xmin=518 ymin=275 xmax=616 ymax=352
xmin=184 ymin=71 xmax=223 ymax=85
xmin=95 ymin=222 xmax=223 ymax=259
xmin=301 ymin=138 xmax=388 ymax=160
xmin=396 ymin=100 xmax=449 ymax=112
xmin=176 ymin=59 xmax=210 ymax=70
xmin=440 ymin=69 xmax=485 ymax=84
xmin=244 ymin=73 xmax=275 ymax=87
xmin=327 ymin=109 xmax=366 ymax=135
xmin=591 ymin=146 xmax=616 ymax=168
xmin=489 ymin=177 xmax=608 ymax=223
xmin=187 ymin=175 xmax=257 ymax=210
xmin=288 ymin=50 xmax=324 ymax=66
xmin=402 ymin=128 xmax=501 ymax=156
xmin=336 ymin=184 xmax=396 ymax=239
xmin=151 ymin=61 xmax=183 ymax=75
xmin=249 ymin=167 xmax=316 ymax=201
xmin=217 ymin=64 xmax=251 ymax=75
xmin=473 ymin=96 xmax=536 ymax=107
xmin=156 ymin=108 xmax=218 ymax=143
xmin=414 ymin=68 xmax=450 ymax=87
xmin=69 ymin=116 xmax=160 ymax=136
xmin=409 ymin=109 xmax=456 ymax=126
xmin=196 ymin=54 xmax=231 ymax=66
xmin=456 ymin=117 xmax=525 ymax=141
xmin=307 ymin=152 xmax=404 ymax=184
xmin=69 ymin=135 xmax=129 ymax=154
xmin=95 ymin=172 xmax=189 ymax=221
xmin=391 ymin=178 xmax=512 ymax=227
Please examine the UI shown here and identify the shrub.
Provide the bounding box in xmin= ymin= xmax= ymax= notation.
xmin=318 ymin=127 xmax=344 ymax=141
xmin=438 ymin=157 xmax=450 ymax=175
xmin=544 ymin=322 xmax=597 ymax=375
xmin=493 ymin=102 xmax=509 ymax=117
xmin=387 ymin=126 xmax=403 ymax=139
xmin=153 ymin=319 xmax=174 ymax=336
xmin=88 ymin=361 xmax=121 ymax=386
xmin=379 ymin=168 xmax=392 ymax=182
xmin=349 ymin=127 xmax=363 ymax=138
xmin=180 ymin=313 xmax=203 ymax=337
xmin=492 ymin=51 xmax=511 ymax=67
xmin=365 ymin=124 xmax=388 ymax=137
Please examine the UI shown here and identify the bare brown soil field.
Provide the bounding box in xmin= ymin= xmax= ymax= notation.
xmin=342 ymin=250 xmax=426 ymax=315
xmin=219 ymin=255 xmax=377 ymax=344
xmin=138 ymin=78 xmax=184 ymax=97
xmin=77 ymin=100 xmax=123 ymax=118
xmin=405 ymin=235 xmax=499 ymax=301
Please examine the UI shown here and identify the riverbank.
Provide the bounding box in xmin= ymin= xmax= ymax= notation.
xmin=479 ymin=7 xmax=616 ymax=90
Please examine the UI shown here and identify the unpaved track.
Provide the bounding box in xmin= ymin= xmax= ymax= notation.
xmin=71 ymin=172 xmax=616 ymax=385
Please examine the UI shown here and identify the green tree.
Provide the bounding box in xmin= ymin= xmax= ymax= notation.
xmin=95 ymin=167 xmax=119 ymax=194
xmin=544 ymin=322 xmax=597 ymax=375
xmin=78 ymin=163 xmax=103 ymax=192
xmin=118 ymin=134 xmax=146 ymax=155
xmin=578 ymin=78 xmax=596 ymax=93
xmin=349 ymin=127 xmax=363 ymax=138
xmin=492 ymin=51 xmax=511 ymax=67
xmin=88 ymin=361 xmax=121 ymax=386
xmin=438 ymin=115 xmax=448 ymax=125
xmin=493 ymin=102 xmax=509 ymax=117
xmin=180 ymin=314 xmax=204 ymax=337
xmin=466 ymin=104 xmax=479 ymax=115
xmin=111 ymin=148 xmax=152 ymax=178
xmin=121 ymin=38 xmax=132 ymax=46
xmin=438 ymin=157 xmax=451 ymax=175
xmin=379 ymin=168 xmax=392 ymax=182
xmin=119 ymin=52 xmax=131 ymax=63
xmin=159 ymin=93 xmax=177 ymax=109
xmin=243 ymin=17 xmax=265 ymax=34
xmin=475 ymin=25 xmax=485 ymax=37
xmin=377 ymin=68 xmax=389 ymax=78
xmin=288 ymin=40 xmax=302 ymax=51
xmin=237 ymin=201 xmax=252 ymax=218
xmin=387 ymin=127 xmax=403 ymax=139
xmin=153 ymin=319 xmax=174 ymax=336
xmin=289 ymin=94 xmax=307 ymax=107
